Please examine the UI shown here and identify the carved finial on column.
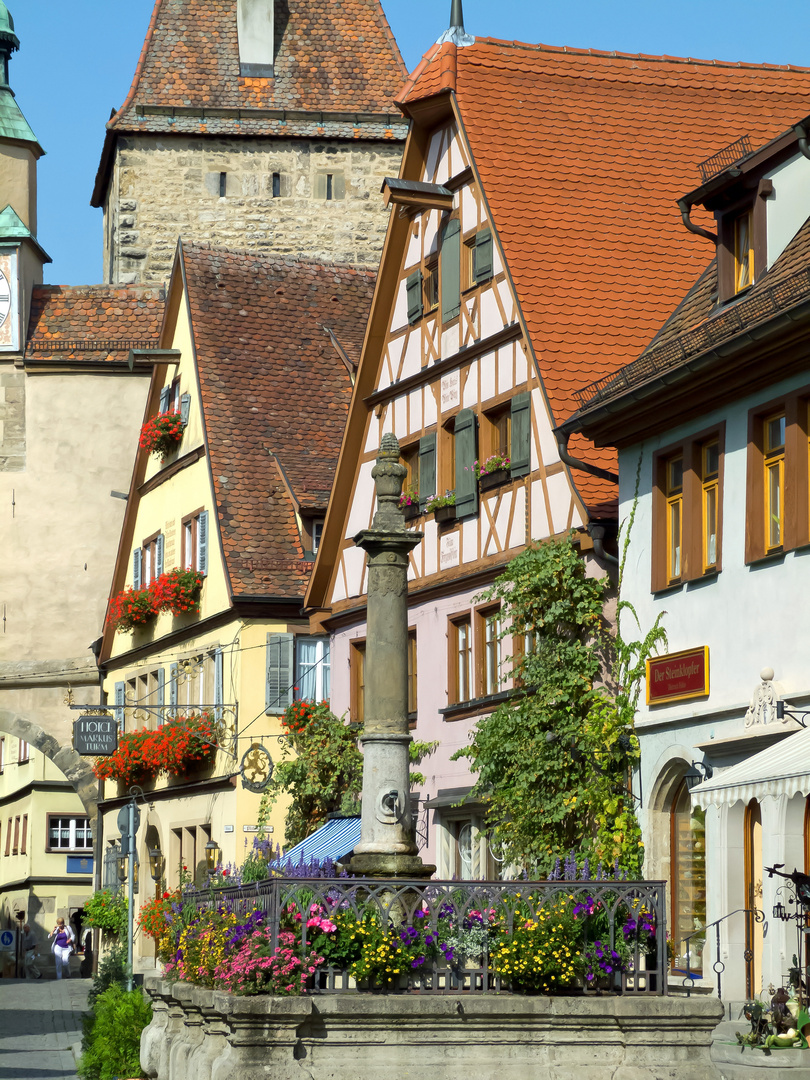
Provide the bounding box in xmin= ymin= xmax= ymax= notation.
xmin=371 ymin=433 xmax=408 ymax=531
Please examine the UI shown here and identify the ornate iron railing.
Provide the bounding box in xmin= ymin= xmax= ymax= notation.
xmin=188 ymin=876 xmax=668 ymax=996
xmin=678 ymin=906 xmax=763 ymax=1000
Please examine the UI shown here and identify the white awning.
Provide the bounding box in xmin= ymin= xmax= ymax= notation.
xmin=692 ymin=726 xmax=810 ymax=809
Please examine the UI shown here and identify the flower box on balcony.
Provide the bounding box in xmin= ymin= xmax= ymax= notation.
xmin=433 ymin=504 xmax=457 ymax=524
xmin=139 ymin=411 xmax=187 ymax=462
xmin=479 ymin=468 xmax=510 ymax=491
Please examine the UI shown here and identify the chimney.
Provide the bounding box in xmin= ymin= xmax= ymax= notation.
xmin=436 ymin=0 xmax=475 ymax=47
xmin=237 ymin=0 xmax=275 ymax=78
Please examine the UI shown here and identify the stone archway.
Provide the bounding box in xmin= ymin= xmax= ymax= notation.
xmin=0 ymin=709 xmax=99 ymax=824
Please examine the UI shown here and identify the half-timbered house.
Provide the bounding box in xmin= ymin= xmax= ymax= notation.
xmin=305 ymin=14 xmax=810 ymax=877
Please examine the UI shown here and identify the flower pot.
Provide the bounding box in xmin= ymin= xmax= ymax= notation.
xmin=402 ymin=502 xmax=421 ymax=521
xmin=479 ymin=468 xmax=509 ymax=491
xmin=433 ymin=504 xmax=456 ymax=523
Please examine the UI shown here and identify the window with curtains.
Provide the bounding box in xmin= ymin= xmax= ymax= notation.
xmin=134 ymin=532 xmax=164 ymax=589
xmin=449 ymin=615 xmax=473 ymax=704
xmin=46 ymin=815 xmax=93 ymax=852
xmin=294 ymin=637 xmax=331 ymax=703
xmin=182 ymin=509 xmax=209 ymax=574
xmin=764 ymin=412 xmax=786 ymax=552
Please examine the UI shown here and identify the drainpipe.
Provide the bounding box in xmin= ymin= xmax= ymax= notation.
xmin=795 ymin=121 xmax=810 ymax=161
xmin=556 ymin=427 xmax=618 ymax=484
xmin=589 ymin=523 xmax=619 ymax=567
xmin=677 ymin=199 xmax=718 ymax=245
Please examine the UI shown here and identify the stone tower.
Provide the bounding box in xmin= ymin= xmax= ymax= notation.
xmin=91 ymin=0 xmax=410 ymax=284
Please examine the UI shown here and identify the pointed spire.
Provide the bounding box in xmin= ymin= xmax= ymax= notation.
xmin=0 ymin=3 xmax=40 ymax=149
xmin=0 ymin=2 xmax=20 ymax=91
xmin=436 ymin=0 xmax=475 ymax=47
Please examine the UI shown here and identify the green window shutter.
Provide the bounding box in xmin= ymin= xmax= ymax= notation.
xmin=132 ymin=549 xmax=142 ymax=590
xmin=510 ymin=392 xmax=531 ymax=477
xmin=266 ymin=632 xmax=294 ymax=714
xmin=418 ymin=433 xmax=437 ymax=510
xmin=180 ymin=393 xmax=191 ymax=426
xmin=406 ymin=270 xmax=423 ymax=324
xmin=474 ymin=227 xmax=493 ymax=283
xmin=441 ymin=218 xmax=461 ymax=323
xmin=155 ymin=534 xmax=164 ymax=578
xmin=159 ymin=387 xmax=171 ymax=413
xmin=198 ymin=511 xmax=209 ymax=575
xmin=454 ymin=408 xmax=479 ymax=519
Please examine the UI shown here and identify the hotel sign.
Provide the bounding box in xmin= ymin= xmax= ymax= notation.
xmin=646 ymin=647 xmax=709 ymax=705
xmin=74 ymin=715 xmax=118 ymax=756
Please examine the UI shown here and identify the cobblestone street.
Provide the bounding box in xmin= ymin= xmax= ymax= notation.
xmin=0 ymin=978 xmax=89 ymax=1079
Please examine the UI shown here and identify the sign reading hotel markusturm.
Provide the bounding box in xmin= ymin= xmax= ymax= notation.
xmin=74 ymin=714 xmax=118 ymax=756
xmin=646 ymin=647 xmax=709 ymax=705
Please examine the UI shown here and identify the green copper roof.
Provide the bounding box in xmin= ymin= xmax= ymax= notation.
xmin=0 ymin=87 xmax=38 ymax=145
xmin=0 ymin=204 xmax=51 ymax=262
xmin=0 ymin=4 xmax=19 ymax=47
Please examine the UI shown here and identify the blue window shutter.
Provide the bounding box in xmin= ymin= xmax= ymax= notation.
xmin=169 ymin=663 xmax=179 ymax=718
xmin=441 ymin=218 xmax=461 ymax=323
xmin=406 ymin=270 xmax=423 ymax=324
xmin=156 ymin=668 xmax=166 ymax=726
xmin=510 ymin=392 xmax=531 ymax=478
xmin=474 ymin=227 xmax=493 ymax=283
xmin=180 ymin=393 xmax=191 ymax=426
xmin=418 ymin=433 xmax=436 ymax=510
xmin=155 ymin=534 xmax=164 ymax=578
xmin=159 ymin=387 xmax=171 ymax=413
xmin=266 ymin=632 xmax=294 ymax=713
xmin=454 ymin=408 xmax=478 ymax=519
xmin=198 ymin=511 xmax=209 ymax=575
xmin=114 ymin=682 xmax=125 ymax=731
xmin=132 ymin=548 xmax=142 ymax=590
xmin=214 ymin=648 xmax=223 ymax=721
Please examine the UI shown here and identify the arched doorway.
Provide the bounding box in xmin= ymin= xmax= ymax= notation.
xmin=670 ymin=778 xmax=707 ymax=973
xmin=745 ymin=798 xmax=764 ymax=998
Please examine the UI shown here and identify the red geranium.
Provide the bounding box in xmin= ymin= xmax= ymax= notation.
xmin=139 ymin=410 xmax=186 ymax=461
xmin=93 ymin=713 xmax=218 ymax=786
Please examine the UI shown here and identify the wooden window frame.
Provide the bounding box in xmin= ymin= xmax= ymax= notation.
xmin=481 ymin=403 xmax=511 ymax=462
xmin=400 ymin=441 xmax=420 ymax=503
xmin=746 ymin=391 xmax=810 ymax=563
xmin=12 ymin=815 xmax=19 ymax=855
xmin=0 ymin=736 xmax=4 ymax=774
xmin=182 ymin=507 xmax=205 ymax=572
xmin=20 ymin=814 xmax=27 ymax=855
xmin=423 ymin=252 xmax=439 ymax=313
xmin=4 ymin=818 xmax=9 ymax=857
xmin=764 ymin=412 xmax=786 ymax=553
xmin=18 ymin=738 xmax=29 ymax=764
xmin=440 ymin=416 xmax=457 ymax=498
xmin=407 ymin=629 xmax=417 ymax=720
xmin=475 ymin=603 xmax=502 ymax=699
xmin=665 ymin=453 xmax=684 ymax=585
xmin=701 ymin=439 xmax=720 ymax=574
xmin=462 ymin=226 xmax=494 ymax=292
xmin=652 ymin=424 xmax=725 ymax=591
xmin=717 ymin=189 xmax=769 ymax=303
xmin=448 ymin=614 xmax=473 ymax=705
xmin=350 ymin=639 xmax=366 ymax=724
xmin=142 ymin=530 xmax=162 ymax=586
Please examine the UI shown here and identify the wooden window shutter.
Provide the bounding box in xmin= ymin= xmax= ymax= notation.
xmin=454 ymin=408 xmax=479 ymax=519
xmin=132 ymin=548 xmax=142 ymax=590
xmin=198 ymin=511 xmax=209 ymax=575
xmin=180 ymin=393 xmax=191 ymax=426
xmin=214 ymin=647 xmax=223 ymax=720
xmin=266 ymin=632 xmax=294 ymax=713
xmin=155 ymin=534 xmax=164 ymax=578
xmin=406 ymin=270 xmax=423 ymax=324
xmin=510 ymin=392 xmax=531 ymax=477
xmin=441 ymin=218 xmax=462 ymax=323
xmin=474 ymin=228 xmax=493 ymax=283
xmin=159 ymin=387 xmax=171 ymax=413
xmin=418 ymin=433 xmax=437 ymax=509
xmin=114 ymin=681 xmax=125 ymax=730
xmin=169 ymin=663 xmax=179 ymax=717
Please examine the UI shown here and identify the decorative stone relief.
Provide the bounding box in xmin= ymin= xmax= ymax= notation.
xmin=744 ymin=667 xmax=781 ymax=727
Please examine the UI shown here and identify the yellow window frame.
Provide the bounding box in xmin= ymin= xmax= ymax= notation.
xmin=665 ymin=455 xmax=683 ymax=582
xmin=701 ymin=440 xmax=719 ymax=572
xmin=734 ymin=211 xmax=754 ymax=293
xmin=764 ymin=412 xmax=785 ymax=551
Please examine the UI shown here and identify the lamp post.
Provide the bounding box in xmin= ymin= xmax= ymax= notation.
xmin=148 ymin=847 xmax=163 ymax=884
xmin=349 ymin=434 xmax=435 ymax=880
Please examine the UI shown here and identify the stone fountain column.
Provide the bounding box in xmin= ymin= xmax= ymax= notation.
xmin=349 ymin=434 xmax=435 ymax=879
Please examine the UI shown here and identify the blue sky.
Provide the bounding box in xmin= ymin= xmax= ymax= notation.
xmin=9 ymin=0 xmax=810 ymax=285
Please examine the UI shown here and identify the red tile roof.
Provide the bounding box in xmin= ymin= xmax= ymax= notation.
xmin=25 ymin=285 xmax=164 ymax=362
xmin=182 ymin=244 xmax=376 ymax=598
xmin=399 ymin=38 xmax=810 ymax=509
xmin=110 ymin=0 xmax=408 ymax=136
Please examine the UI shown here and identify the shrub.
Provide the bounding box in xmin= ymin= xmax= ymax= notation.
xmin=78 ymin=984 xmax=151 ymax=1080
xmin=83 ymin=889 xmax=128 ymax=944
xmin=87 ymin=943 xmax=128 ymax=1009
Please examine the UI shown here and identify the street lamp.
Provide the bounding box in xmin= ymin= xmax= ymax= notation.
xmin=117 ymin=851 xmax=128 ymax=883
xmin=205 ymin=839 xmax=220 ymax=872
xmin=684 ymin=761 xmax=713 ymax=792
xmin=148 ymin=847 xmax=164 ymax=883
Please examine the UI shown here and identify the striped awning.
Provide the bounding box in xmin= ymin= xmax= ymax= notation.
xmin=281 ymin=817 xmax=361 ymax=865
xmin=692 ymin=726 xmax=810 ymax=809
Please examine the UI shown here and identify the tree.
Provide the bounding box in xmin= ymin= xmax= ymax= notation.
xmin=454 ymin=521 xmax=664 ymax=878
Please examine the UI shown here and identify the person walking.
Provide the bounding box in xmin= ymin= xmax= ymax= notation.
xmin=21 ymin=923 xmax=40 ymax=979
xmin=48 ymin=917 xmax=74 ymax=979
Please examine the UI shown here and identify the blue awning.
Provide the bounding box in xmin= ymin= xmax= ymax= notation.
xmin=281 ymin=817 xmax=361 ymax=865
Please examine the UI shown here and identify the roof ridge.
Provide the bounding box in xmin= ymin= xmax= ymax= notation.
xmin=33 ymin=283 xmax=165 ymax=295
xmin=462 ymin=35 xmax=810 ymax=74
xmin=180 ymin=241 xmax=378 ymax=275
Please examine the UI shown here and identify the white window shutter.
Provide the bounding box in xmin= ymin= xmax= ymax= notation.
xmin=198 ymin=511 xmax=209 ymax=575
xmin=132 ymin=548 xmax=142 ymax=590
xmin=155 ymin=534 xmax=164 ymax=578
xmin=266 ymin=632 xmax=294 ymax=713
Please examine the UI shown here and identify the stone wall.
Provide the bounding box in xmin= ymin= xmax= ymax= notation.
xmin=142 ymin=976 xmax=725 ymax=1080
xmin=104 ymin=136 xmax=403 ymax=284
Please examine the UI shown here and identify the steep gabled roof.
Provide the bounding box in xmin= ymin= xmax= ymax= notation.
xmin=110 ymin=0 xmax=406 ymax=134
xmin=25 ymin=284 xmax=164 ymax=363
xmin=398 ymin=37 xmax=810 ymax=485
xmin=182 ymin=244 xmax=376 ymax=598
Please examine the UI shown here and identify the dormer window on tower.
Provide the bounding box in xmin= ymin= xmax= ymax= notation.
xmin=237 ymin=0 xmax=275 ymax=78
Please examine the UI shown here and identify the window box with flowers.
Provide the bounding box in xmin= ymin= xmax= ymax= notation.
xmin=107 ymin=569 xmax=205 ymax=634
xmin=139 ymin=411 xmax=187 ymax=461
xmin=106 ymin=587 xmax=158 ymax=633
xmin=424 ymin=491 xmax=456 ymax=523
xmin=475 ymin=454 xmax=511 ymax=491
xmin=398 ymin=486 xmax=421 ymax=521
xmin=93 ymin=713 xmax=218 ymax=789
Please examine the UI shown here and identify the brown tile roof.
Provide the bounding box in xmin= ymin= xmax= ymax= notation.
xmin=182 ymin=244 xmax=376 ymax=598
xmin=110 ymin=0 xmax=408 ymax=138
xmin=398 ymin=38 xmax=810 ymax=508
xmin=571 ymin=214 xmax=810 ymax=416
xmin=25 ymin=285 xmax=165 ymax=362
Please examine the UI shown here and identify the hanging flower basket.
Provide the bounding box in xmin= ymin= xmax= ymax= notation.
xmin=93 ymin=713 xmax=218 ymax=788
xmin=106 ymin=587 xmax=158 ymax=633
xmin=139 ymin=411 xmax=187 ymax=461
